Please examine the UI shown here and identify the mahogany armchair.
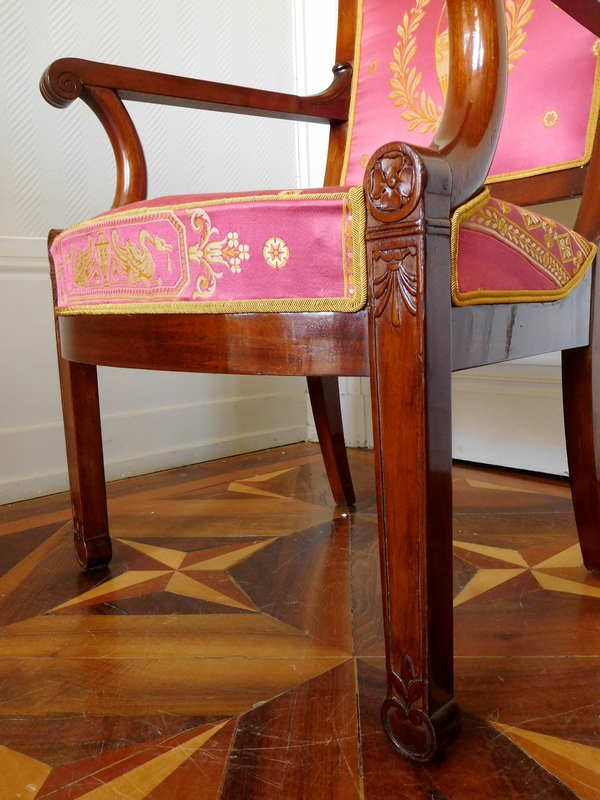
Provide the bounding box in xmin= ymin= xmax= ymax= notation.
xmin=41 ymin=0 xmax=600 ymax=762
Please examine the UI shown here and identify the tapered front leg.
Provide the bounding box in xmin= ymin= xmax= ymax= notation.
xmin=364 ymin=144 xmax=460 ymax=761
xmin=307 ymin=376 xmax=355 ymax=507
xmin=56 ymin=353 xmax=112 ymax=569
xmin=49 ymin=237 xmax=112 ymax=569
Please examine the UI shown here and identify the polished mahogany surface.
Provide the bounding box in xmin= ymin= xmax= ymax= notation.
xmin=0 ymin=444 xmax=598 ymax=798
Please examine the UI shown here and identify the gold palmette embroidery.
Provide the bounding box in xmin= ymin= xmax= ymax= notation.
xmin=450 ymin=188 xmax=597 ymax=306
xmin=55 ymin=187 xmax=368 ymax=316
xmin=186 ymin=209 xmax=249 ymax=298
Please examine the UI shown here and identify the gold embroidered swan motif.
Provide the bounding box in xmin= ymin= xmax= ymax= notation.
xmin=111 ymin=229 xmax=173 ymax=285
xmin=68 ymin=235 xmax=97 ymax=287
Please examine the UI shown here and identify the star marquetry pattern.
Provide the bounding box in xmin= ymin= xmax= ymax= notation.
xmin=453 ymin=477 xmax=600 ymax=607
xmin=48 ymin=538 xmax=274 ymax=614
xmin=3 ymin=449 xmax=600 ymax=797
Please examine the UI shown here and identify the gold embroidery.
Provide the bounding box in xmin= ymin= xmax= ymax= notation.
xmin=594 ymin=40 xmax=600 ymax=57
xmin=369 ymin=60 xmax=378 ymax=74
xmin=389 ymin=0 xmax=441 ymax=135
xmin=68 ymin=229 xmax=173 ymax=290
xmin=56 ymin=187 xmax=368 ymax=316
xmin=389 ymin=0 xmax=534 ymax=135
xmin=468 ymin=206 xmax=572 ymax=286
xmin=263 ymin=237 xmax=289 ymax=269
xmin=543 ymin=110 xmax=559 ymax=128
xmin=187 ymin=209 xmax=249 ymax=299
xmin=505 ymin=0 xmax=534 ymax=71
xmin=360 ymin=154 xmax=369 ymax=168
xmin=68 ymin=235 xmax=96 ymax=287
xmin=111 ymin=229 xmax=172 ymax=285
xmin=435 ymin=8 xmax=449 ymax=99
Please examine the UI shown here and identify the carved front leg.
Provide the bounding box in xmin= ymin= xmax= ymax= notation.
xmin=364 ymin=143 xmax=460 ymax=761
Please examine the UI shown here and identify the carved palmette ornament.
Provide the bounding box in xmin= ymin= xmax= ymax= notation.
xmin=373 ymin=246 xmax=418 ymax=322
xmin=381 ymin=653 xmax=436 ymax=761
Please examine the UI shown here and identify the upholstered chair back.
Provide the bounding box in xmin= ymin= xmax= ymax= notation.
xmin=342 ymin=0 xmax=600 ymax=187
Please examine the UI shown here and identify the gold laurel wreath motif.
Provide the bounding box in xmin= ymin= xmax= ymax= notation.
xmin=389 ymin=0 xmax=534 ymax=136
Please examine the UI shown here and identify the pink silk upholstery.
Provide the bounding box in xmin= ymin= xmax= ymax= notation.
xmin=342 ymin=0 xmax=600 ymax=185
xmin=51 ymin=189 xmax=366 ymax=314
xmin=452 ymin=191 xmax=596 ymax=305
xmin=51 ymin=188 xmax=596 ymax=313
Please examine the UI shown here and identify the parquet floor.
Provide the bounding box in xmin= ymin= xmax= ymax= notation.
xmin=1 ymin=442 xmax=599 ymax=798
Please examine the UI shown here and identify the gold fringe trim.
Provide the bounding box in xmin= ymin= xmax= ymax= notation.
xmin=56 ymin=188 xmax=367 ymax=316
xmin=450 ymin=188 xmax=597 ymax=306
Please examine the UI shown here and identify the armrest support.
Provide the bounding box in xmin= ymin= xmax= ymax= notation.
xmin=431 ymin=0 xmax=507 ymax=209
xmin=41 ymin=58 xmax=352 ymax=124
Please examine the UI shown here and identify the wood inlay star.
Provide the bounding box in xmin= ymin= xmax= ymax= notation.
xmin=452 ymin=539 xmax=598 ymax=607
xmin=46 ymin=538 xmax=277 ymax=614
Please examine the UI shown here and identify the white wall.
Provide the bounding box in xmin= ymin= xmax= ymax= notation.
xmin=0 ymin=0 xmax=309 ymax=504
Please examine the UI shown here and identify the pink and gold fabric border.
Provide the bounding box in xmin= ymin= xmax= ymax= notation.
xmin=451 ymin=189 xmax=597 ymax=306
xmin=51 ymin=188 xmax=367 ymax=315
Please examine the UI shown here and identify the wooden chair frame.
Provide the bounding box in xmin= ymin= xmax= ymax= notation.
xmin=41 ymin=0 xmax=600 ymax=762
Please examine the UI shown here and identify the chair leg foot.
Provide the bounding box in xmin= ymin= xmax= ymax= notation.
xmin=74 ymin=524 xmax=113 ymax=569
xmin=307 ymin=376 xmax=355 ymax=507
xmin=382 ymin=692 xmax=462 ymax=762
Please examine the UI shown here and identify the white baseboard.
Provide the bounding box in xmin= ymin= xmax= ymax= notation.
xmin=0 ymin=391 xmax=306 ymax=505
xmin=307 ymin=359 xmax=568 ymax=477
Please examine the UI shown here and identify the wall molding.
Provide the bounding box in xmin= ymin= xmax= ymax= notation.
xmin=0 ymin=236 xmax=47 ymax=274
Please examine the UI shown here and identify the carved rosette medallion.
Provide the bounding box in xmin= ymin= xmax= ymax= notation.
xmin=381 ymin=653 xmax=436 ymax=761
xmin=365 ymin=143 xmax=424 ymax=223
xmin=373 ymin=246 xmax=418 ymax=323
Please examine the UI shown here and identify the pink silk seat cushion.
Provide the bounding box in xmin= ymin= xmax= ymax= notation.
xmin=51 ymin=189 xmax=596 ymax=314
xmin=51 ymin=188 xmax=367 ymax=315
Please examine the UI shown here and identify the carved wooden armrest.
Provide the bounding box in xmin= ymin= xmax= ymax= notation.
xmin=40 ymin=58 xmax=352 ymax=123
xmin=40 ymin=58 xmax=352 ymax=208
xmin=431 ymin=0 xmax=507 ymax=209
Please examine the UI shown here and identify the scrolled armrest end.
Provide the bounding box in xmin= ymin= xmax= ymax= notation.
xmin=40 ymin=60 xmax=84 ymax=108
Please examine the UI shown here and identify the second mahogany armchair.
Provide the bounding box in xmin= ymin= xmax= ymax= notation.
xmin=41 ymin=0 xmax=600 ymax=762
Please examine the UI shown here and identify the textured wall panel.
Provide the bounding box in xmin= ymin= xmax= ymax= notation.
xmin=0 ymin=0 xmax=298 ymax=236
xmin=0 ymin=1 xmax=308 ymax=504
